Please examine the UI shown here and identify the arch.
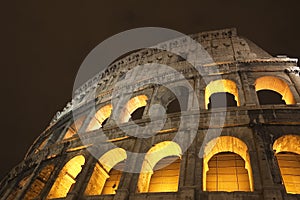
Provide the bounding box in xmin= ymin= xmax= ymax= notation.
xmin=130 ymin=106 xmax=146 ymax=121
xmin=206 ymin=152 xmax=251 ymax=191
xmin=256 ymin=90 xmax=286 ymax=105
xmin=47 ymin=155 xmax=85 ymax=199
xmin=205 ymin=79 xmax=240 ymax=109
xmin=160 ymin=86 xmax=189 ymax=113
xmin=85 ymin=148 xmax=127 ymax=195
xmin=137 ymin=141 xmax=182 ymax=193
xmin=273 ymin=135 xmax=300 ymax=155
xmin=166 ymin=98 xmax=181 ymax=114
xmin=119 ymin=95 xmax=148 ymax=123
xmin=273 ymin=135 xmax=300 ymax=194
xmin=255 ymin=76 xmax=296 ymax=105
xmin=203 ymin=136 xmax=253 ymax=192
xmin=86 ymin=104 xmax=112 ymax=131
xmin=63 ymin=115 xmax=86 ymax=139
xmin=23 ymin=164 xmax=55 ymax=199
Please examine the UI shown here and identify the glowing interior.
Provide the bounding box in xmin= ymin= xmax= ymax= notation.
xmin=119 ymin=95 xmax=148 ymax=123
xmin=148 ymin=156 xmax=181 ymax=192
xmin=63 ymin=115 xmax=86 ymax=139
xmin=273 ymin=135 xmax=300 ymax=194
xmin=205 ymin=79 xmax=240 ymax=109
xmin=86 ymin=104 xmax=112 ymax=131
xmin=137 ymin=141 xmax=182 ymax=193
xmin=85 ymin=148 xmax=127 ymax=195
xmin=47 ymin=155 xmax=85 ymax=199
xmin=203 ymin=136 xmax=253 ymax=192
xmin=255 ymin=76 xmax=296 ymax=105
xmin=206 ymin=152 xmax=251 ymax=191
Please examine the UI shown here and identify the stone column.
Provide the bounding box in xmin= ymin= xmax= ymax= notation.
xmin=286 ymin=69 xmax=300 ymax=104
xmin=239 ymin=71 xmax=258 ymax=106
xmin=177 ymin=138 xmax=197 ymax=200
xmin=252 ymin=126 xmax=283 ymax=200
xmin=67 ymin=154 xmax=95 ymax=199
xmin=38 ymin=154 xmax=69 ymax=199
xmin=113 ymin=138 xmax=150 ymax=200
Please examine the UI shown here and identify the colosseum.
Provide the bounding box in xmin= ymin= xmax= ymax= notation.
xmin=0 ymin=28 xmax=300 ymax=200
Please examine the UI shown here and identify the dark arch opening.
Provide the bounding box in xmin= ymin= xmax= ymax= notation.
xmin=101 ymin=118 xmax=109 ymax=127
xmin=208 ymin=92 xmax=237 ymax=109
xmin=166 ymin=98 xmax=182 ymax=114
xmin=130 ymin=106 xmax=146 ymax=121
xmin=257 ymin=90 xmax=286 ymax=105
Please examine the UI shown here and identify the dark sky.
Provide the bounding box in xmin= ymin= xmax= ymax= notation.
xmin=1 ymin=0 xmax=300 ymax=179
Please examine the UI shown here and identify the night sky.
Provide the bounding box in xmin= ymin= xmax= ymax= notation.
xmin=1 ymin=0 xmax=300 ymax=179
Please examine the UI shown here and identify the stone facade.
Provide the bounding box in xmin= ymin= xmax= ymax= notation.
xmin=0 ymin=28 xmax=300 ymax=200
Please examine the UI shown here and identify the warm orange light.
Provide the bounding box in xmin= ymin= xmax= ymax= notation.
xmin=85 ymin=148 xmax=127 ymax=195
xmin=119 ymin=95 xmax=148 ymax=123
xmin=137 ymin=141 xmax=182 ymax=193
xmin=205 ymin=79 xmax=240 ymax=109
xmin=86 ymin=104 xmax=112 ymax=131
xmin=148 ymin=156 xmax=181 ymax=192
xmin=47 ymin=155 xmax=85 ymax=199
xmin=255 ymin=76 xmax=296 ymax=104
xmin=206 ymin=152 xmax=251 ymax=192
xmin=202 ymin=136 xmax=253 ymax=192
xmin=273 ymin=135 xmax=300 ymax=194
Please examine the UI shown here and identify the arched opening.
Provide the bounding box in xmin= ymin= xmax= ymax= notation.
xmin=257 ymin=90 xmax=286 ymax=105
xmin=63 ymin=115 xmax=86 ymax=139
xmin=137 ymin=141 xmax=182 ymax=193
xmin=101 ymin=161 xmax=125 ymax=194
xmin=86 ymin=104 xmax=112 ymax=131
xmin=203 ymin=136 xmax=253 ymax=192
xmin=160 ymin=86 xmax=189 ymax=114
xmin=205 ymin=79 xmax=240 ymax=109
xmin=119 ymin=95 xmax=148 ymax=123
xmin=207 ymin=92 xmax=237 ymax=109
xmin=206 ymin=152 xmax=251 ymax=191
xmin=273 ymin=135 xmax=300 ymax=194
xmin=166 ymin=98 xmax=181 ymax=114
xmin=148 ymin=156 xmax=181 ymax=192
xmin=129 ymin=106 xmax=146 ymax=121
xmin=255 ymin=76 xmax=296 ymax=105
xmin=85 ymin=148 xmax=127 ymax=195
xmin=47 ymin=155 xmax=85 ymax=199
xmin=23 ymin=164 xmax=54 ymax=199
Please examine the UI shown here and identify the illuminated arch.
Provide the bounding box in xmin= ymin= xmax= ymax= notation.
xmin=255 ymin=76 xmax=296 ymax=105
xmin=273 ymin=135 xmax=300 ymax=194
xmin=203 ymin=136 xmax=253 ymax=192
xmin=119 ymin=95 xmax=148 ymax=123
xmin=85 ymin=148 xmax=127 ymax=195
xmin=137 ymin=141 xmax=182 ymax=193
xmin=86 ymin=104 xmax=112 ymax=131
xmin=47 ymin=155 xmax=85 ymax=199
xmin=63 ymin=115 xmax=86 ymax=139
xmin=205 ymin=79 xmax=240 ymax=109
xmin=23 ymin=164 xmax=55 ymax=199
xmin=157 ymin=86 xmax=189 ymax=113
